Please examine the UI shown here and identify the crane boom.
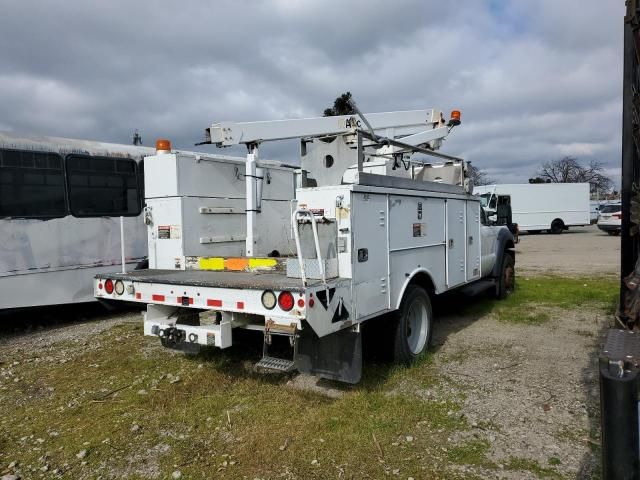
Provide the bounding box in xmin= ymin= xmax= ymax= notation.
xmin=205 ymin=109 xmax=443 ymax=147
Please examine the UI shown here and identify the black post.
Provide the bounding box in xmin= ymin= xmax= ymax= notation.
xmin=600 ymin=362 xmax=640 ymax=477
xmin=621 ymin=0 xmax=640 ymax=317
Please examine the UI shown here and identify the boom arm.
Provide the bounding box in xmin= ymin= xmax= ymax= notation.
xmin=205 ymin=109 xmax=444 ymax=147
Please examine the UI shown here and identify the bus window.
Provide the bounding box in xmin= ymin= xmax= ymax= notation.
xmin=0 ymin=149 xmax=67 ymax=218
xmin=66 ymin=155 xmax=141 ymax=217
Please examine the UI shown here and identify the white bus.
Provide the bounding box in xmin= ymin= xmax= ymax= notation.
xmin=0 ymin=131 xmax=154 ymax=310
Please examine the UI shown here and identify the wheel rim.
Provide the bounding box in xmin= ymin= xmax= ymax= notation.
xmin=406 ymin=298 xmax=429 ymax=355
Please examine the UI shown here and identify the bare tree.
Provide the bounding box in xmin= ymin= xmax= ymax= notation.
xmin=536 ymin=156 xmax=612 ymax=193
xmin=468 ymin=164 xmax=494 ymax=186
xmin=323 ymin=92 xmax=356 ymax=116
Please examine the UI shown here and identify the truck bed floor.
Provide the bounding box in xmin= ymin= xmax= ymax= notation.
xmin=96 ymin=269 xmax=321 ymax=292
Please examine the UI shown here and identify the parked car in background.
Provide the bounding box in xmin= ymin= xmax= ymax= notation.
xmin=597 ymin=203 xmax=622 ymax=235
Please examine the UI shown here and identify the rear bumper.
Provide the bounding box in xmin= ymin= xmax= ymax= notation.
xmin=597 ymin=224 xmax=621 ymax=232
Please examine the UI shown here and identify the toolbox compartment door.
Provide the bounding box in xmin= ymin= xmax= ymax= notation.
xmin=351 ymin=192 xmax=389 ymax=318
xmin=466 ymin=201 xmax=481 ymax=281
xmin=446 ymin=199 xmax=466 ymax=287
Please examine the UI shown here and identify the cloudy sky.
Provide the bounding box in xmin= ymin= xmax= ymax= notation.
xmin=0 ymin=1 xmax=625 ymax=185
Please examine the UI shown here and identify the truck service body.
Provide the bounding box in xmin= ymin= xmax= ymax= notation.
xmin=95 ymin=109 xmax=515 ymax=383
xmin=475 ymin=183 xmax=590 ymax=234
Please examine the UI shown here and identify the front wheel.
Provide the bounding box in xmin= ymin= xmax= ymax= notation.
xmin=392 ymin=285 xmax=433 ymax=365
xmin=496 ymin=253 xmax=515 ymax=299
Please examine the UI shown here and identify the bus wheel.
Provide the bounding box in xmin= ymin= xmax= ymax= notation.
xmin=393 ymin=285 xmax=432 ymax=365
xmin=550 ymin=219 xmax=564 ymax=234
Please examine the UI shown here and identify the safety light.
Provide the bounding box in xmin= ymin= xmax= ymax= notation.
xmin=297 ymin=298 xmax=305 ymax=308
xmin=104 ymin=279 xmax=114 ymax=294
xmin=155 ymin=138 xmax=172 ymax=153
xmin=448 ymin=110 xmax=461 ymax=127
xmin=114 ymin=280 xmax=125 ymax=296
xmin=278 ymin=291 xmax=294 ymax=311
xmin=261 ymin=290 xmax=277 ymax=310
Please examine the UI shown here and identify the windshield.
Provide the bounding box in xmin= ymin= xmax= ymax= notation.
xmin=480 ymin=193 xmax=491 ymax=207
xmin=600 ymin=204 xmax=621 ymax=213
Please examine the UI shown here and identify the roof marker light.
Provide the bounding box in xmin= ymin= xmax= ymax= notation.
xmin=156 ymin=138 xmax=172 ymax=153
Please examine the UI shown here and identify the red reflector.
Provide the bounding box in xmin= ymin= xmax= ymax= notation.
xmin=98 ymin=283 xmax=103 ymax=290
xmin=308 ymin=298 xmax=315 ymax=308
xmin=237 ymin=301 xmax=245 ymax=309
xmin=207 ymin=299 xmax=222 ymax=307
xmin=135 ymin=293 xmax=142 ymax=300
xmin=152 ymin=294 xmax=165 ymax=302
xmin=278 ymin=291 xmax=294 ymax=311
xmin=104 ymin=279 xmax=114 ymax=294
xmin=297 ymin=298 xmax=305 ymax=308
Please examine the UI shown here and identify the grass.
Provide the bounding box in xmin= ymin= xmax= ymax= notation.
xmin=460 ymin=275 xmax=618 ymax=325
xmin=505 ymin=457 xmax=564 ymax=479
xmin=0 ymin=322 xmax=472 ymax=480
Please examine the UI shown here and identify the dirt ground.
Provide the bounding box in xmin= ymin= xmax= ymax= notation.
xmin=0 ymin=227 xmax=618 ymax=479
xmin=516 ymin=225 xmax=620 ymax=275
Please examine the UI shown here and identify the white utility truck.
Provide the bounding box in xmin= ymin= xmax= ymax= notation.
xmin=475 ymin=183 xmax=590 ymax=234
xmin=95 ymin=108 xmax=516 ymax=383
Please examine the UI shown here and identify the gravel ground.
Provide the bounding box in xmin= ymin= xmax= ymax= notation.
xmin=515 ymin=225 xmax=619 ymax=275
xmin=431 ymin=307 xmax=608 ymax=479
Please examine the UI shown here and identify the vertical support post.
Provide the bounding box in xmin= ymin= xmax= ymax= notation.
xmin=599 ymin=354 xmax=640 ymax=480
xmin=357 ymin=131 xmax=364 ymax=173
xmin=120 ymin=216 xmax=126 ymax=274
xmin=246 ymin=144 xmax=259 ymax=257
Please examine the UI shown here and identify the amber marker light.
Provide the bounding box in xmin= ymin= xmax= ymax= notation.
xmin=448 ymin=110 xmax=461 ymax=127
xmin=156 ymin=138 xmax=172 ymax=153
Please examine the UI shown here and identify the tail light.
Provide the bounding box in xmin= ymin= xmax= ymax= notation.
xmin=613 ymin=213 xmax=622 ymax=219
xmin=104 ymin=279 xmax=114 ymax=294
xmin=278 ymin=291 xmax=294 ymax=311
xmin=114 ymin=280 xmax=125 ymax=296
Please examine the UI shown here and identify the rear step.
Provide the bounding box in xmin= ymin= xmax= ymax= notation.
xmin=256 ymin=320 xmax=298 ymax=373
xmin=255 ymin=356 xmax=295 ymax=372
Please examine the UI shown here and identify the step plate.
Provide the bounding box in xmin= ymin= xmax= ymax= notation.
xmin=255 ymin=356 xmax=296 ymax=373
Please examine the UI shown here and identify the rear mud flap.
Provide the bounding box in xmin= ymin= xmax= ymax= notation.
xmin=295 ymin=325 xmax=362 ymax=384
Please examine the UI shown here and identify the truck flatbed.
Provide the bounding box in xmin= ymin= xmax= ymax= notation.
xmin=96 ymin=269 xmax=320 ymax=292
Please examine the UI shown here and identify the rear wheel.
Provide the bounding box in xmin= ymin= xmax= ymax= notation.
xmin=496 ymin=253 xmax=515 ymax=299
xmin=607 ymin=230 xmax=620 ymax=236
xmin=550 ymin=219 xmax=564 ymax=234
xmin=392 ymin=285 xmax=432 ymax=365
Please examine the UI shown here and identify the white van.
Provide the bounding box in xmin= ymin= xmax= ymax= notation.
xmin=475 ymin=183 xmax=591 ymax=234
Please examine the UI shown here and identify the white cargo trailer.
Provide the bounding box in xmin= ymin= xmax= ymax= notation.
xmin=474 ymin=183 xmax=590 ymax=233
xmin=95 ymin=108 xmax=516 ymax=383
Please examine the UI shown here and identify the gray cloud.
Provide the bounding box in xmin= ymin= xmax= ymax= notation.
xmin=0 ymin=0 xmax=625 ymax=186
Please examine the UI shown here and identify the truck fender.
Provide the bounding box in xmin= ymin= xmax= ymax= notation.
xmin=491 ymin=228 xmax=516 ymax=278
xmin=395 ymin=268 xmax=437 ymax=310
